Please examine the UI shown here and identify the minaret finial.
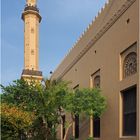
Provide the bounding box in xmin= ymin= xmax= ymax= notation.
xmin=26 ymin=0 xmax=37 ymax=6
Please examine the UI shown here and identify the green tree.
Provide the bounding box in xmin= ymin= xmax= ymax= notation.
xmin=1 ymin=79 xmax=70 ymax=140
xmin=81 ymin=88 xmax=107 ymax=138
xmin=1 ymin=79 xmax=45 ymax=139
xmin=1 ymin=79 xmax=107 ymax=140
xmin=63 ymin=88 xmax=107 ymax=140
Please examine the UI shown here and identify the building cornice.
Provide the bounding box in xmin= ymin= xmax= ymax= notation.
xmin=55 ymin=0 xmax=136 ymax=80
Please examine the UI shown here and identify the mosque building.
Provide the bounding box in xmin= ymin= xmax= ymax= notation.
xmin=21 ymin=0 xmax=139 ymax=140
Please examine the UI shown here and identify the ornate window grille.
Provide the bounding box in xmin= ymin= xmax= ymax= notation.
xmin=123 ymin=52 xmax=137 ymax=78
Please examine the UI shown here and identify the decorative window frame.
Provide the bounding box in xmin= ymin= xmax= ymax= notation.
xmin=120 ymin=42 xmax=137 ymax=80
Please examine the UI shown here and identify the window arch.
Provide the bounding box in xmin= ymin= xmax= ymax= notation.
xmin=94 ymin=75 xmax=100 ymax=88
xmin=123 ymin=52 xmax=137 ymax=78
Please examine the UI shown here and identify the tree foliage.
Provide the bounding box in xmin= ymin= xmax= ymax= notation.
xmin=1 ymin=79 xmax=107 ymax=140
xmin=63 ymin=88 xmax=107 ymax=140
xmin=1 ymin=103 xmax=35 ymax=140
xmin=64 ymin=88 xmax=106 ymax=117
xmin=1 ymin=79 xmax=70 ymax=139
xmin=81 ymin=88 xmax=106 ymax=117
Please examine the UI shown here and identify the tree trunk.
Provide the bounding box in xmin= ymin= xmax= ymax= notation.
xmin=42 ymin=116 xmax=48 ymax=140
xmin=60 ymin=123 xmax=63 ymax=140
xmin=89 ymin=115 xmax=93 ymax=138
xmin=72 ymin=120 xmax=75 ymax=138
xmin=63 ymin=113 xmax=75 ymax=140
xmin=63 ymin=122 xmax=73 ymax=140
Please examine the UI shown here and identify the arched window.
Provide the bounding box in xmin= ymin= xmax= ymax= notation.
xmin=94 ymin=75 xmax=100 ymax=88
xmin=123 ymin=52 xmax=137 ymax=78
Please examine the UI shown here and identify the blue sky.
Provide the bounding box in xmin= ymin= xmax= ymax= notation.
xmin=1 ymin=0 xmax=107 ymax=86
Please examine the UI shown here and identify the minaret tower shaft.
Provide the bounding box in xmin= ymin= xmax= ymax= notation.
xmin=21 ymin=0 xmax=43 ymax=81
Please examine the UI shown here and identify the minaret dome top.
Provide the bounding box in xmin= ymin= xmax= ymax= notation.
xmin=26 ymin=0 xmax=37 ymax=6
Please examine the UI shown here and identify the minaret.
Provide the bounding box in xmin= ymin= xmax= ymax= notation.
xmin=21 ymin=0 xmax=43 ymax=81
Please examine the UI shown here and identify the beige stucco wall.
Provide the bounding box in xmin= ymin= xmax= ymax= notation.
xmin=52 ymin=0 xmax=139 ymax=140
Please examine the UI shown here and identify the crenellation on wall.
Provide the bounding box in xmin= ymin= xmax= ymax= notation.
xmin=52 ymin=0 xmax=111 ymax=76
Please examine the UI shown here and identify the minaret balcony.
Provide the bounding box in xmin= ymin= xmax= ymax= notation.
xmin=22 ymin=69 xmax=42 ymax=77
xmin=24 ymin=5 xmax=39 ymax=12
xmin=22 ymin=5 xmax=42 ymax=22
